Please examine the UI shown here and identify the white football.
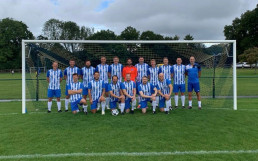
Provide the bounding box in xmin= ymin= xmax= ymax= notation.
xmin=111 ymin=109 xmax=119 ymax=116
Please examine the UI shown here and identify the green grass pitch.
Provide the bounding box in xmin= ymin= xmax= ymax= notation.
xmin=0 ymin=69 xmax=258 ymax=161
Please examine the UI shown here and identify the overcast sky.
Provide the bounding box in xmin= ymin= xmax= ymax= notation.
xmin=0 ymin=0 xmax=256 ymax=40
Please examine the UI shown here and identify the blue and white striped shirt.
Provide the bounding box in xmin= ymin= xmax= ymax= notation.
xmin=171 ymin=64 xmax=186 ymax=85
xmin=122 ymin=81 xmax=136 ymax=100
xmin=138 ymin=82 xmax=155 ymax=101
xmin=135 ymin=63 xmax=149 ymax=82
xmin=108 ymin=63 xmax=123 ymax=82
xmin=88 ymin=80 xmax=105 ymax=101
xmin=147 ymin=66 xmax=159 ymax=86
xmin=157 ymin=79 xmax=171 ymax=99
xmin=68 ymin=82 xmax=83 ymax=102
xmin=81 ymin=66 xmax=95 ymax=88
xmin=64 ymin=66 xmax=81 ymax=85
xmin=158 ymin=65 xmax=172 ymax=81
xmin=47 ymin=69 xmax=63 ymax=90
xmin=107 ymin=82 xmax=123 ymax=102
xmin=95 ymin=64 xmax=109 ymax=84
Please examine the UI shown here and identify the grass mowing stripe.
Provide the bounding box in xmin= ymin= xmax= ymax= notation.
xmin=1 ymin=150 xmax=258 ymax=159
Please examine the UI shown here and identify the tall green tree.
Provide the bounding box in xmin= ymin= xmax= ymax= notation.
xmin=0 ymin=18 xmax=34 ymax=69
xmin=89 ymin=30 xmax=117 ymax=40
xmin=120 ymin=26 xmax=140 ymax=40
xmin=184 ymin=34 xmax=194 ymax=40
xmin=140 ymin=31 xmax=164 ymax=40
xmin=224 ymin=4 xmax=258 ymax=55
xmin=239 ymin=47 xmax=258 ymax=73
xmin=43 ymin=18 xmax=63 ymax=40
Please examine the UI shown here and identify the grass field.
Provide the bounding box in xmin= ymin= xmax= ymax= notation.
xmin=0 ymin=68 xmax=258 ymax=160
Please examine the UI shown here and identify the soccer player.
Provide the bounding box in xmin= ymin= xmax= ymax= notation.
xmin=67 ymin=73 xmax=87 ymax=114
xmin=158 ymin=57 xmax=172 ymax=81
xmin=64 ymin=59 xmax=81 ymax=112
xmin=148 ymin=59 xmax=159 ymax=110
xmin=108 ymin=56 xmax=123 ymax=82
xmin=138 ymin=76 xmax=157 ymax=114
xmin=81 ymin=60 xmax=95 ymax=114
xmin=95 ymin=56 xmax=110 ymax=109
xmin=158 ymin=57 xmax=172 ymax=110
xmin=186 ymin=56 xmax=202 ymax=109
xmin=107 ymin=75 xmax=125 ymax=114
xmin=135 ymin=57 xmax=149 ymax=107
xmin=122 ymin=58 xmax=137 ymax=82
xmin=88 ymin=71 xmax=106 ymax=115
xmin=122 ymin=73 xmax=137 ymax=114
xmin=156 ymin=73 xmax=173 ymax=114
xmin=171 ymin=58 xmax=186 ymax=109
xmin=46 ymin=61 xmax=63 ymax=113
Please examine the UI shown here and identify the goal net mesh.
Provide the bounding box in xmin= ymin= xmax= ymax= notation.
xmin=24 ymin=41 xmax=234 ymax=112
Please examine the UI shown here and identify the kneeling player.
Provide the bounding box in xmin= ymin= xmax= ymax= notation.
xmin=138 ymin=76 xmax=157 ymax=114
xmin=67 ymin=73 xmax=87 ymax=114
xmin=157 ymin=73 xmax=173 ymax=114
xmin=122 ymin=74 xmax=137 ymax=114
xmin=107 ymin=75 xmax=125 ymax=114
xmin=88 ymin=71 xmax=106 ymax=115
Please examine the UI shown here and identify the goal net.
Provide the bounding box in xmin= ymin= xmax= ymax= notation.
xmin=22 ymin=40 xmax=236 ymax=113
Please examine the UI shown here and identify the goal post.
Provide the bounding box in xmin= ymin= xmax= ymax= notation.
xmin=21 ymin=40 xmax=237 ymax=114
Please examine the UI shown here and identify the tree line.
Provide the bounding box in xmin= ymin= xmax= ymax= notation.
xmin=0 ymin=4 xmax=257 ymax=69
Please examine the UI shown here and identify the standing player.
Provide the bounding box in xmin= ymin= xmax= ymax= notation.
xmin=47 ymin=61 xmax=63 ymax=113
xmin=64 ymin=59 xmax=81 ymax=112
xmin=138 ymin=76 xmax=157 ymax=114
xmin=171 ymin=58 xmax=186 ymax=109
xmin=88 ymin=71 xmax=106 ymax=114
xmin=95 ymin=56 xmax=110 ymax=110
xmin=135 ymin=57 xmax=149 ymax=107
xmin=122 ymin=73 xmax=137 ymax=114
xmin=158 ymin=57 xmax=172 ymax=110
xmin=107 ymin=75 xmax=125 ymax=114
xmin=122 ymin=58 xmax=137 ymax=82
xmin=108 ymin=56 xmax=123 ymax=82
xmin=81 ymin=60 xmax=95 ymax=114
xmin=147 ymin=59 xmax=159 ymax=111
xmin=67 ymin=73 xmax=87 ymax=114
xmin=186 ymin=56 xmax=202 ymax=109
xmin=156 ymin=73 xmax=173 ymax=114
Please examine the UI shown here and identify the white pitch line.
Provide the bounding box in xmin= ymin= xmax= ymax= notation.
xmin=1 ymin=150 xmax=258 ymax=159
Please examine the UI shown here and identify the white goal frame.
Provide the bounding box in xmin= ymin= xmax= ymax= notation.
xmin=21 ymin=40 xmax=237 ymax=114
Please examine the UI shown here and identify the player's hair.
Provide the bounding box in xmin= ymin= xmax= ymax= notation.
xmin=100 ymin=56 xmax=106 ymax=59
xmin=72 ymin=73 xmax=78 ymax=76
xmin=176 ymin=57 xmax=182 ymax=60
xmin=163 ymin=57 xmax=168 ymax=60
xmin=70 ymin=59 xmax=75 ymax=62
xmin=112 ymin=75 xmax=118 ymax=80
xmin=142 ymin=76 xmax=148 ymax=79
xmin=190 ymin=56 xmax=195 ymax=59
xmin=52 ymin=61 xmax=58 ymax=64
xmin=85 ymin=60 xmax=91 ymax=63
xmin=113 ymin=56 xmax=119 ymax=59
xmin=150 ymin=59 xmax=156 ymax=62
xmin=139 ymin=56 xmax=144 ymax=59
xmin=127 ymin=58 xmax=132 ymax=62
xmin=94 ymin=71 xmax=99 ymax=75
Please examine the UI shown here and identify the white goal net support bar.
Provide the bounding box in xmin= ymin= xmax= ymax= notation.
xmin=21 ymin=40 xmax=237 ymax=114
